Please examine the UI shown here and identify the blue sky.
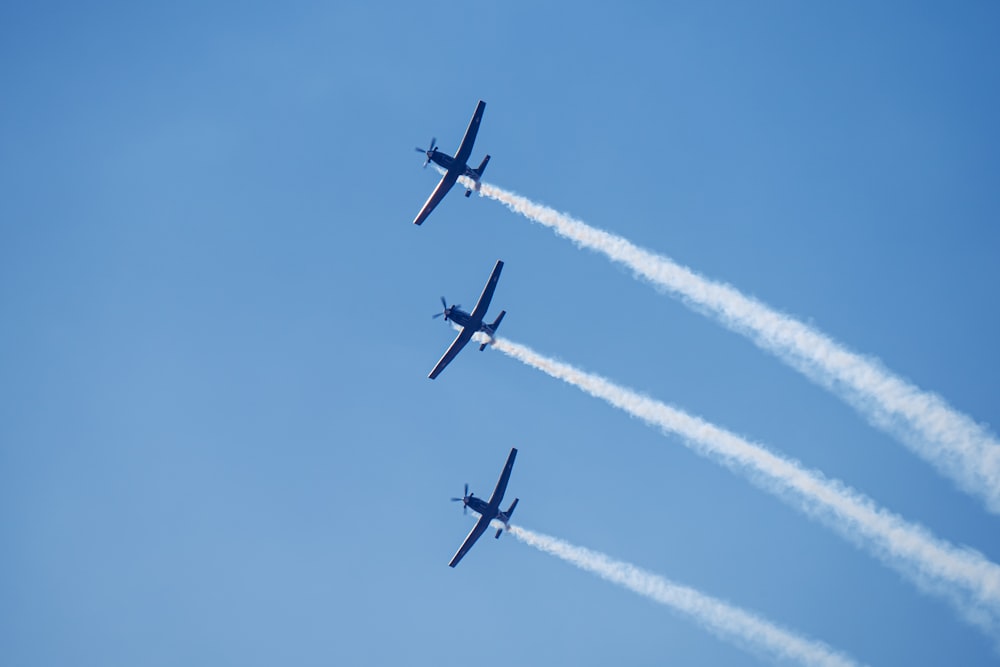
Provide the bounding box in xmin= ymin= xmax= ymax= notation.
xmin=2 ymin=2 xmax=999 ymax=665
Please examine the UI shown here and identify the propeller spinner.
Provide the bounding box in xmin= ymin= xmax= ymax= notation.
xmin=414 ymin=137 xmax=437 ymax=167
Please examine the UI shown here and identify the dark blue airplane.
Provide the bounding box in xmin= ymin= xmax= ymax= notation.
xmin=449 ymin=447 xmax=519 ymax=568
xmin=428 ymin=259 xmax=506 ymax=379
xmin=413 ymin=100 xmax=490 ymax=226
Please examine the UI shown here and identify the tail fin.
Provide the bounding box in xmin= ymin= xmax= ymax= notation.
xmin=495 ymin=498 xmax=518 ymax=539
xmin=479 ymin=310 xmax=506 ymax=351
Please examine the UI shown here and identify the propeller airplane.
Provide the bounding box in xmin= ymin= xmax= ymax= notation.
xmin=449 ymin=447 xmax=519 ymax=568
xmin=428 ymin=259 xmax=506 ymax=380
xmin=412 ymin=100 xmax=490 ymax=226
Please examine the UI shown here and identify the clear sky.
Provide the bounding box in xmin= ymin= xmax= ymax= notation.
xmin=2 ymin=2 xmax=999 ymax=665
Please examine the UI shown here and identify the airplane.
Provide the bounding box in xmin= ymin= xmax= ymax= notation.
xmin=449 ymin=447 xmax=519 ymax=568
xmin=428 ymin=259 xmax=506 ymax=379
xmin=413 ymin=100 xmax=491 ymax=226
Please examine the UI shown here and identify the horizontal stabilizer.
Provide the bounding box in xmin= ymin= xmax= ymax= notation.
xmin=506 ymin=497 xmax=518 ymax=518
xmin=490 ymin=310 xmax=506 ymax=331
xmin=474 ymin=154 xmax=491 ymax=179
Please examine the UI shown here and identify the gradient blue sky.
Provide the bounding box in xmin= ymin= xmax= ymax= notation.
xmin=2 ymin=2 xmax=999 ymax=665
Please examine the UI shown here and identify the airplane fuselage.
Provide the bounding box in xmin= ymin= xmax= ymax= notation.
xmin=428 ymin=150 xmax=456 ymax=172
xmin=465 ymin=496 xmax=491 ymax=515
xmin=445 ymin=307 xmax=498 ymax=340
xmin=446 ymin=307 xmax=477 ymax=330
xmin=427 ymin=151 xmax=484 ymax=181
xmin=461 ymin=496 xmax=513 ymax=527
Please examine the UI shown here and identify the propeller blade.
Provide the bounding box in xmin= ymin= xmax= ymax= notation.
xmin=441 ymin=297 xmax=448 ymax=309
xmin=464 ymin=483 xmax=469 ymax=497
xmin=432 ymin=312 xmax=443 ymax=319
xmin=415 ymin=147 xmax=426 ymax=153
xmin=430 ymin=137 xmax=436 ymax=151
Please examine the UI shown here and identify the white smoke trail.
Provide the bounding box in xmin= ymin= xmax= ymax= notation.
xmin=507 ymin=524 xmax=862 ymax=667
xmin=489 ymin=336 xmax=1000 ymax=638
xmin=460 ymin=176 xmax=1000 ymax=514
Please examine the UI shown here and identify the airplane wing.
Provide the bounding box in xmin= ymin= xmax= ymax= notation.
xmin=449 ymin=513 xmax=492 ymax=567
xmin=486 ymin=447 xmax=518 ymax=508
xmin=469 ymin=259 xmax=504 ymax=322
xmin=428 ymin=327 xmax=474 ymax=379
xmin=413 ymin=170 xmax=459 ymax=226
xmin=453 ymin=100 xmax=486 ymax=166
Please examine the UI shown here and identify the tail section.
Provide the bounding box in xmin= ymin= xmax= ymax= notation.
xmin=495 ymin=498 xmax=519 ymax=539
xmin=479 ymin=310 xmax=506 ymax=351
xmin=464 ymin=155 xmax=491 ymax=197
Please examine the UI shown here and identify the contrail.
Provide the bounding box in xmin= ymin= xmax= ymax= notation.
xmin=488 ymin=336 xmax=1000 ymax=639
xmin=461 ymin=176 xmax=1000 ymax=514
xmin=506 ymin=524 xmax=862 ymax=667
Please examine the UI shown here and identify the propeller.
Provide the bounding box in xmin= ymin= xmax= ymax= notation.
xmin=450 ymin=483 xmax=470 ymax=514
xmin=414 ymin=137 xmax=437 ymax=167
xmin=432 ymin=296 xmax=459 ymax=321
